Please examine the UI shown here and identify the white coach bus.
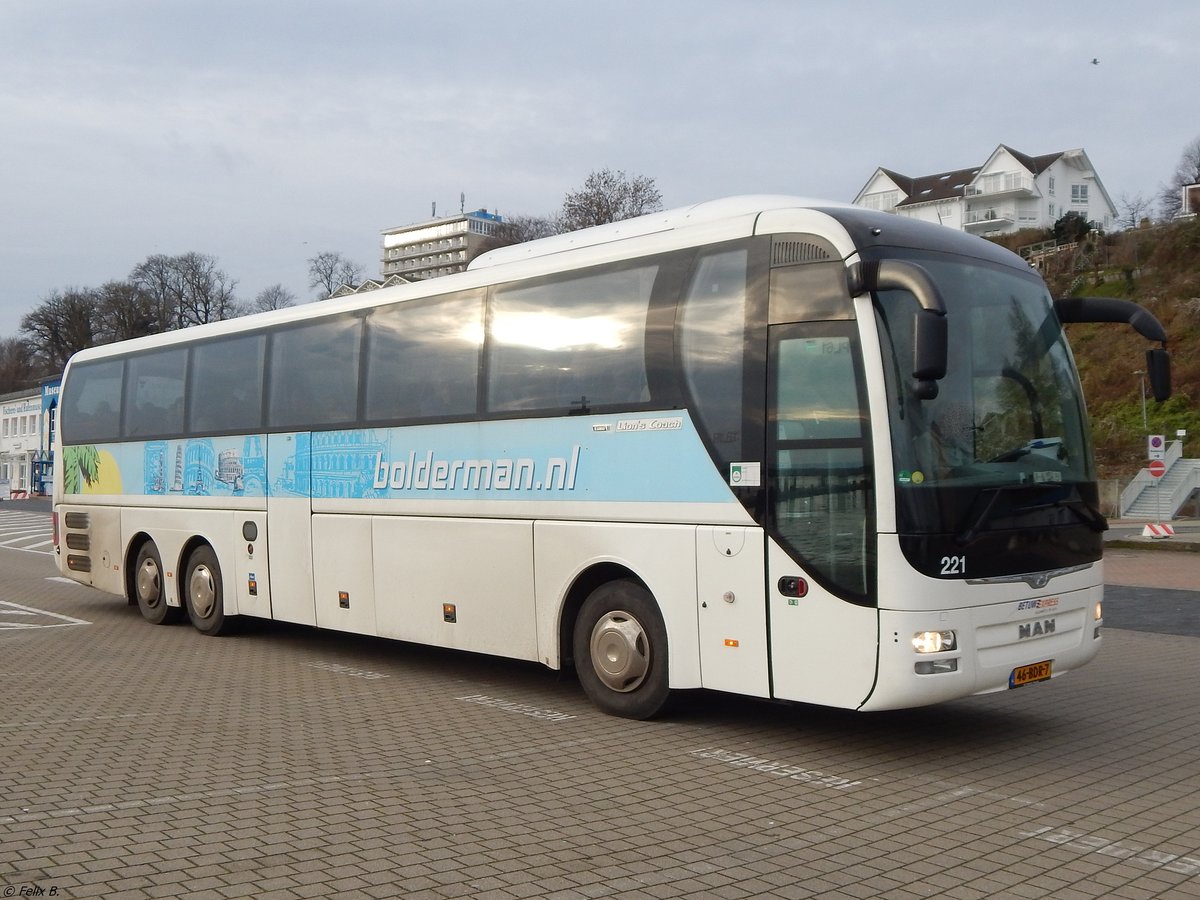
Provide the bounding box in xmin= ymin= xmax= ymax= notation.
xmin=53 ymin=196 xmax=1171 ymax=718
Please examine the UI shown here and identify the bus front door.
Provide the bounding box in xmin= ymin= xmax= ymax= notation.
xmin=766 ymin=324 xmax=877 ymax=708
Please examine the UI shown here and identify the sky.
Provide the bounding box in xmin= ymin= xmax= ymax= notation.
xmin=1 ymin=1 xmax=1196 ymax=339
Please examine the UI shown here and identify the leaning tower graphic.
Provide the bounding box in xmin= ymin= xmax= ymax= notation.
xmin=170 ymin=445 xmax=184 ymax=492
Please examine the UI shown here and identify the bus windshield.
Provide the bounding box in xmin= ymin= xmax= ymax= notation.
xmin=874 ymin=250 xmax=1097 ymax=541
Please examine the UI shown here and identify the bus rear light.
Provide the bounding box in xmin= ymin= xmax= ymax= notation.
xmin=915 ymin=659 xmax=958 ymax=675
xmin=1094 ymin=602 xmax=1103 ymax=621
xmin=52 ymin=512 xmax=59 ymax=547
xmin=66 ymin=554 xmax=92 ymax=573
xmin=65 ymin=533 xmax=90 ymax=551
xmin=912 ymin=630 xmax=956 ymax=653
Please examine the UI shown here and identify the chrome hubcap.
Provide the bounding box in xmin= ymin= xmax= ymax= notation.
xmin=136 ymin=558 xmax=161 ymax=608
xmin=589 ymin=610 xmax=650 ymax=692
xmin=189 ymin=564 xmax=217 ymax=619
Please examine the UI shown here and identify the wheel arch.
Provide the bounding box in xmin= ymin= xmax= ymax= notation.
xmin=557 ymin=562 xmax=650 ymax=671
xmin=177 ymin=533 xmax=216 ymax=574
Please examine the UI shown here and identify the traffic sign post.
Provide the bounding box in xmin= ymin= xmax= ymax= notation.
xmin=1147 ymin=457 xmax=1168 ymax=538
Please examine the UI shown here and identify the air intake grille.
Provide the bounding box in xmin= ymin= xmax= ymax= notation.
xmin=772 ymin=240 xmax=833 ymax=267
xmin=64 ymin=512 xmax=90 ymax=529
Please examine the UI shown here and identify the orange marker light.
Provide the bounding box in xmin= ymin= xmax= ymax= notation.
xmin=724 ymin=639 xmax=739 ymax=648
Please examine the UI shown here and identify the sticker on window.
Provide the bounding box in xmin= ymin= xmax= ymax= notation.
xmin=730 ymin=463 xmax=760 ymax=487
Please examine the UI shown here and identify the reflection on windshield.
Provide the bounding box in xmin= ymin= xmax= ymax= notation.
xmin=875 ymin=252 xmax=1094 ymax=496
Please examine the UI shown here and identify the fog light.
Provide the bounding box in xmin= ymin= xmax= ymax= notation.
xmin=912 ymin=630 xmax=956 ymax=653
xmin=915 ymin=659 xmax=959 ymax=675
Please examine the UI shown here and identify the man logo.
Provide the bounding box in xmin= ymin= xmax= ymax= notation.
xmin=1019 ymin=619 xmax=1056 ymax=640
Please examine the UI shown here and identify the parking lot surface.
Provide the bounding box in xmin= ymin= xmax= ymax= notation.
xmin=2 ymin=512 xmax=1199 ymax=899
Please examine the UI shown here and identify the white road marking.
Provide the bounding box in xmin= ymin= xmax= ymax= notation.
xmin=0 ymin=600 xmax=90 ymax=630
xmin=1021 ymin=825 xmax=1200 ymax=876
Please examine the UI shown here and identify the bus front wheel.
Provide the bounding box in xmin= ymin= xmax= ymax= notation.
xmin=573 ymin=580 xmax=670 ymax=719
xmin=133 ymin=540 xmax=181 ymax=625
xmin=183 ymin=545 xmax=231 ymax=636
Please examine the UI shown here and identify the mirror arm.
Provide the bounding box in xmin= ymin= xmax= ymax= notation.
xmin=1053 ymin=296 xmax=1167 ymax=344
xmin=1055 ymin=296 xmax=1171 ymax=401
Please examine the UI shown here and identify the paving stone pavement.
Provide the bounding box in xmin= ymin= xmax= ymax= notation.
xmin=2 ymin=528 xmax=1200 ymax=898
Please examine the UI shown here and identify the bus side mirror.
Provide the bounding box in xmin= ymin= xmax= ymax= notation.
xmin=1148 ymin=347 xmax=1171 ymax=402
xmin=850 ymin=259 xmax=948 ymax=400
xmin=913 ymin=310 xmax=947 ymax=400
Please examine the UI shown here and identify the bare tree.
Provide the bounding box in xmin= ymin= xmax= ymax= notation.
xmin=495 ymin=214 xmax=560 ymax=244
xmin=0 ymin=336 xmax=46 ymax=394
xmin=129 ymin=254 xmax=186 ymax=330
xmin=1158 ymin=135 xmax=1200 ymax=220
xmin=1117 ymin=193 xmax=1153 ymax=231
xmin=308 ymin=251 xmax=365 ymax=299
xmin=174 ymin=252 xmax=242 ymax=325
xmin=128 ymin=252 xmax=242 ymax=329
xmin=253 ymin=283 xmax=297 ymax=312
xmin=93 ymin=281 xmax=161 ymax=343
xmin=558 ymin=169 xmax=663 ymax=232
xmin=19 ymin=288 xmax=97 ymax=371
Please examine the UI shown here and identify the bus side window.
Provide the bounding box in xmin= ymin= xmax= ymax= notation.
xmin=268 ymin=316 xmax=362 ymax=430
xmin=188 ymin=334 xmax=265 ymax=434
xmin=364 ymin=291 xmax=483 ymax=422
xmin=488 ymin=263 xmax=656 ymax=412
xmin=61 ymin=359 xmax=125 ymax=443
xmin=123 ymin=348 xmax=186 ymax=438
xmin=680 ymin=248 xmax=749 ymax=464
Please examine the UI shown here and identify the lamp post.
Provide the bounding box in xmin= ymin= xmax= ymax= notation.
xmin=1134 ymin=370 xmax=1147 ymax=429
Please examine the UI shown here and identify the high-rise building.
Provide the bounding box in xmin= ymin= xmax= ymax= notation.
xmin=380 ymin=208 xmax=505 ymax=281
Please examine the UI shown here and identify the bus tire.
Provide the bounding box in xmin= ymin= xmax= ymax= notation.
xmin=573 ymin=580 xmax=670 ymax=719
xmin=133 ymin=540 xmax=180 ymax=625
xmin=183 ymin=544 xmax=230 ymax=636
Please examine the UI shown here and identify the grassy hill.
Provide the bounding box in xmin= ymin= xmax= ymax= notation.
xmin=990 ymin=217 xmax=1200 ymax=481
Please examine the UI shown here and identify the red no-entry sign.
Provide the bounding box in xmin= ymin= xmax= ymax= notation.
xmin=1148 ymin=459 xmax=1166 ymax=478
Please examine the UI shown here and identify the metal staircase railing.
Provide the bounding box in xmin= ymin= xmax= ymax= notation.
xmin=1120 ymin=441 xmax=1199 ymax=518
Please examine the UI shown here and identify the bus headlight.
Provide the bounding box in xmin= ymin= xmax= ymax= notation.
xmin=912 ymin=630 xmax=956 ymax=653
xmin=1094 ymin=601 xmax=1103 ymax=621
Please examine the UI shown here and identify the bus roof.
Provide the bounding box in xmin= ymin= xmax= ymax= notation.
xmin=61 ymin=195 xmax=1025 ymax=368
xmin=470 ymin=195 xmax=854 ymax=270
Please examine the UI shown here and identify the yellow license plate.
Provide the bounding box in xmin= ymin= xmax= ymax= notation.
xmin=1010 ymin=660 xmax=1052 ymax=688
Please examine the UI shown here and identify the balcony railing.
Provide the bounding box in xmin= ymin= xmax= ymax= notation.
xmin=964 ymin=173 xmax=1036 ymax=198
xmin=964 ymin=207 xmax=1016 ymax=228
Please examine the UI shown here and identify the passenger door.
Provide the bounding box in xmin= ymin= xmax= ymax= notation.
xmin=765 ymin=323 xmax=878 ymax=708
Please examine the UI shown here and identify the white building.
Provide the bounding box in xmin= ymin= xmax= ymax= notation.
xmin=0 ymin=379 xmax=59 ymax=497
xmin=853 ymin=145 xmax=1116 ymax=237
xmin=1 ymin=389 xmax=43 ymax=496
xmin=380 ymin=208 xmax=505 ymax=281
xmin=1179 ymin=182 xmax=1200 ymax=219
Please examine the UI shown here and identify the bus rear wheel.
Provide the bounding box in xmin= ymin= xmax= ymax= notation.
xmin=183 ymin=545 xmax=231 ymax=636
xmin=573 ymin=580 xmax=670 ymax=719
xmin=133 ymin=541 xmax=181 ymax=625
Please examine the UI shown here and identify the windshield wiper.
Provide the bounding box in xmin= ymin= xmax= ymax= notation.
xmin=955 ymin=488 xmax=1107 ymax=547
xmin=955 ymin=489 xmax=1004 ymax=547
